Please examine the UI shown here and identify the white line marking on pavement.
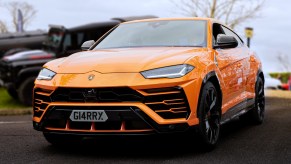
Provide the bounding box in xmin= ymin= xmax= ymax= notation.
xmin=0 ymin=121 xmax=30 ymax=124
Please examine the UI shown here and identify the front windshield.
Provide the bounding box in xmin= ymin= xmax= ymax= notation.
xmin=94 ymin=20 xmax=207 ymax=49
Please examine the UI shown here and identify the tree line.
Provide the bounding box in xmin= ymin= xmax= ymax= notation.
xmin=172 ymin=0 xmax=265 ymax=29
xmin=1 ymin=0 xmax=266 ymax=33
xmin=0 ymin=1 xmax=36 ymax=33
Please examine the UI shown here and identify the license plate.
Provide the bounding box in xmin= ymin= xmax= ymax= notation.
xmin=69 ymin=110 xmax=108 ymax=122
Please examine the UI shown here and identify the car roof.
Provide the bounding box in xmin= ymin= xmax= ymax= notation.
xmin=67 ymin=21 xmax=120 ymax=32
xmin=51 ymin=15 xmax=159 ymax=33
xmin=122 ymin=17 xmax=222 ymax=24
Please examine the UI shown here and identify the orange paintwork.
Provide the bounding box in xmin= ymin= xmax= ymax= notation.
xmin=33 ymin=17 xmax=262 ymax=133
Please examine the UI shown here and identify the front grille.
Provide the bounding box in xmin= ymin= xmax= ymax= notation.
xmin=33 ymin=88 xmax=53 ymax=117
xmin=43 ymin=106 xmax=153 ymax=132
xmin=33 ymin=86 xmax=190 ymax=121
xmin=51 ymin=87 xmax=143 ymax=102
xmin=142 ymin=87 xmax=190 ymax=119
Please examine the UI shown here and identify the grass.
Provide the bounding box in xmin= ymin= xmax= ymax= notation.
xmin=0 ymin=87 xmax=31 ymax=110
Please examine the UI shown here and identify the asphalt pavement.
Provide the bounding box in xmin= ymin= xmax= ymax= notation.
xmin=0 ymin=95 xmax=291 ymax=164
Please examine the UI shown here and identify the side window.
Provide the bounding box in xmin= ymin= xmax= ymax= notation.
xmin=62 ymin=34 xmax=72 ymax=51
xmin=77 ymin=33 xmax=85 ymax=46
xmin=221 ymin=26 xmax=244 ymax=46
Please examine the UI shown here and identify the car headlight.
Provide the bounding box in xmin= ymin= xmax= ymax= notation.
xmin=141 ymin=64 xmax=194 ymax=79
xmin=36 ymin=68 xmax=56 ymax=80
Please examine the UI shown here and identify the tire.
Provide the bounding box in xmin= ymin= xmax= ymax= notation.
xmin=241 ymin=76 xmax=265 ymax=124
xmin=17 ymin=77 xmax=36 ymax=106
xmin=43 ymin=133 xmax=81 ymax=145
xmin=197 ymin=81 xmax=221 ymax=150
xmin=7 ymin=87 xmax=19 ymax=100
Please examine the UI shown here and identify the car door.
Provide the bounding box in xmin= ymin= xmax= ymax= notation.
xmin=212 ymin=24 xmax=248 ymax=115
xmin=221 ymin=26 xmax=251 ymax=96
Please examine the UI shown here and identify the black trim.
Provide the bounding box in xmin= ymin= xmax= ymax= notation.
xmin=132 ymin=107 xmax=189 ymax=133
xmin=50 ymin=87 xmax=144 ymax=103
xmin=221 ymin=98 xmax=255 ymax=124
xmin=43 ymin=131 xmax=156 ymax=136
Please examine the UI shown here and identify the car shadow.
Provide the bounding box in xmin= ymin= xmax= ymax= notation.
xmin=43 ymin=134 xmax=203 ymax=158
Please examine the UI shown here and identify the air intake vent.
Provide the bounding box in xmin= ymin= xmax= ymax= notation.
xmin=141 ymin=87 xmax=190 ymax=119
xmin=33 ymin=88 xmax=53 ymax=117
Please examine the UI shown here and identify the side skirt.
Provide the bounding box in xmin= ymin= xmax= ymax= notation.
xmin=220 ymin=98 xmax=255 ymax=125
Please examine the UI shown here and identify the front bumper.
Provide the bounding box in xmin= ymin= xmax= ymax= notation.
xmin=33 ymin=106 xmax=190 ymax=135
xmin=33 ymin=72 xmax=201 ymax=135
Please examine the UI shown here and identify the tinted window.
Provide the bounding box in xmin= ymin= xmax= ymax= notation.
xmin=77 ymin=33 xmax=84 ymax=46
xmin=46 ymin=29 xmax=64 ymax=47
xmin=221 ymin=26 xmax=243 ymax=46
xmin=62 ymin=34 xmax=72 ymax=51
xmin=94 ymin=20 xmax=207 ymax=49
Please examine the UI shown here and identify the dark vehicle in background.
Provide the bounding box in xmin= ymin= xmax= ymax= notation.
xmin=0 ymin=15 xmax=157 ymax=105
xmin=0 ymin=30 xmax=47 ymax=58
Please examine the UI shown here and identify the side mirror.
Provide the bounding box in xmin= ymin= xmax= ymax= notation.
xmin=81 ymin=40 xmax=95 ymax=50
xmin=214 ymin=34 xmax=238 ymax=49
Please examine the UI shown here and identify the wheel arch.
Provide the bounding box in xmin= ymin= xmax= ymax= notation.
xmin=199 ymin=71 xmax=223 ymax=115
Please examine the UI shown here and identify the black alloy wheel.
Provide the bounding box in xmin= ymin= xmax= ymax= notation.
xmin=197 ymin=81 xmax=221 ymax=150
xmin=240 ymin=76 xmax=265 ymax=124
xmin=18 ymin=77 xmax=36 ymax=106
xmin=252 ymin=76 xmax=265 ymax=124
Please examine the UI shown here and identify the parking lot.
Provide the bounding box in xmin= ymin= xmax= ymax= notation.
xmin=0 ymin=90 xmax=290 ymax=163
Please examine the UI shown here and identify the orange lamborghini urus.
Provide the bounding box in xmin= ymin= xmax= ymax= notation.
xmin=33 ymin=18 xmax=265 ymax=149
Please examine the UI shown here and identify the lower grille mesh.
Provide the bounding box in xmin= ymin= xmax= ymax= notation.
xmin=33 ymin=88 xmax=52 ymax=117
xmin=51 ymin=87 xmax=143 ymax=102
xmin=33 ymin=86 xmax=190 ymax=121
xmin=44 ymin=106 xmax=153 ymax=132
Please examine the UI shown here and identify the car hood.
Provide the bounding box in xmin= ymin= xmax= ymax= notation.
xmin=2 ymin=50 xmax=54 ymax=62
xmin=45 ymin=47 xmax=208 ymax=74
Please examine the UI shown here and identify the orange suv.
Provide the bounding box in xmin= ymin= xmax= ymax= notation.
xmin=33 ymin=18 xmax=265 ymax=149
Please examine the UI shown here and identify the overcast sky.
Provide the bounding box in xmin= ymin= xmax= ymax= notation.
xmin=1 ymin=0 xmax=291 ymax=73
